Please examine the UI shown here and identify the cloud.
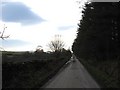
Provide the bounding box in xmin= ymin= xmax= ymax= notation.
xmin=2 ymin=39 xmax=31 ymax=47
xmin=58 ymin=25 xmax=76 ymax=30
xmin=0 ymin=0 xmax=83 ymax=51
xmin=1 ymin=2 xmax=45 ymax=25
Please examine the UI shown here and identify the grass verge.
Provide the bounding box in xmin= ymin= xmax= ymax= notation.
xmin=78 ymin=58 xmax=119 ymax=88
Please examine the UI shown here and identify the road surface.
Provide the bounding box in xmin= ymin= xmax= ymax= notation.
xmin=42 ymin=57 xmax=100 ymax=88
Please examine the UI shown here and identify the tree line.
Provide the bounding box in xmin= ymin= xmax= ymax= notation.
xmin=72 ymin=2 xmax=119 ymax=61
xmin=72 ymin=2 xmax=119 ymax=87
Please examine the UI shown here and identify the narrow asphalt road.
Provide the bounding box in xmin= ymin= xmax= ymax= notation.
xmin=42 ymin=57 xmax=100 ymax=88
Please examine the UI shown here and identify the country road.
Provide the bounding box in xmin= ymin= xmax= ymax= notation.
xmin=42 ymin=57 xmax=100 ymax=88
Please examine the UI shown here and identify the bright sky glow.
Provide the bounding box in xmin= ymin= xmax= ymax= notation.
xmin=1 ymin=0 xmax=87 ymax=52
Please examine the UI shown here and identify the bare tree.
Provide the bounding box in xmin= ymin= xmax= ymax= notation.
xmin=0 ymin=25 xmax=9 ymax=40
xmin=48 ymin=35 xmax=65 ymax=52
xmin=0 ymin=25 xmax=9 ymax=51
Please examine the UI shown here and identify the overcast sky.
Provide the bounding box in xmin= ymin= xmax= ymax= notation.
xmin=1 ymin=0 xmax=87 ymax=52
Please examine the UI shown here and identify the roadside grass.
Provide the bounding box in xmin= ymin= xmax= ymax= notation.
xmin=78 ymin=58 xmax=119 ymax=88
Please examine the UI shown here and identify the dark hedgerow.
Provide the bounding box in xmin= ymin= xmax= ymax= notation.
xmin=2 ymin=50 xmax=72 ymax=88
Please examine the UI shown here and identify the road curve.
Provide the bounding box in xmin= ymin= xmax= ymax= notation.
xmin=42 ymin=58 xmax=100 ymax=88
